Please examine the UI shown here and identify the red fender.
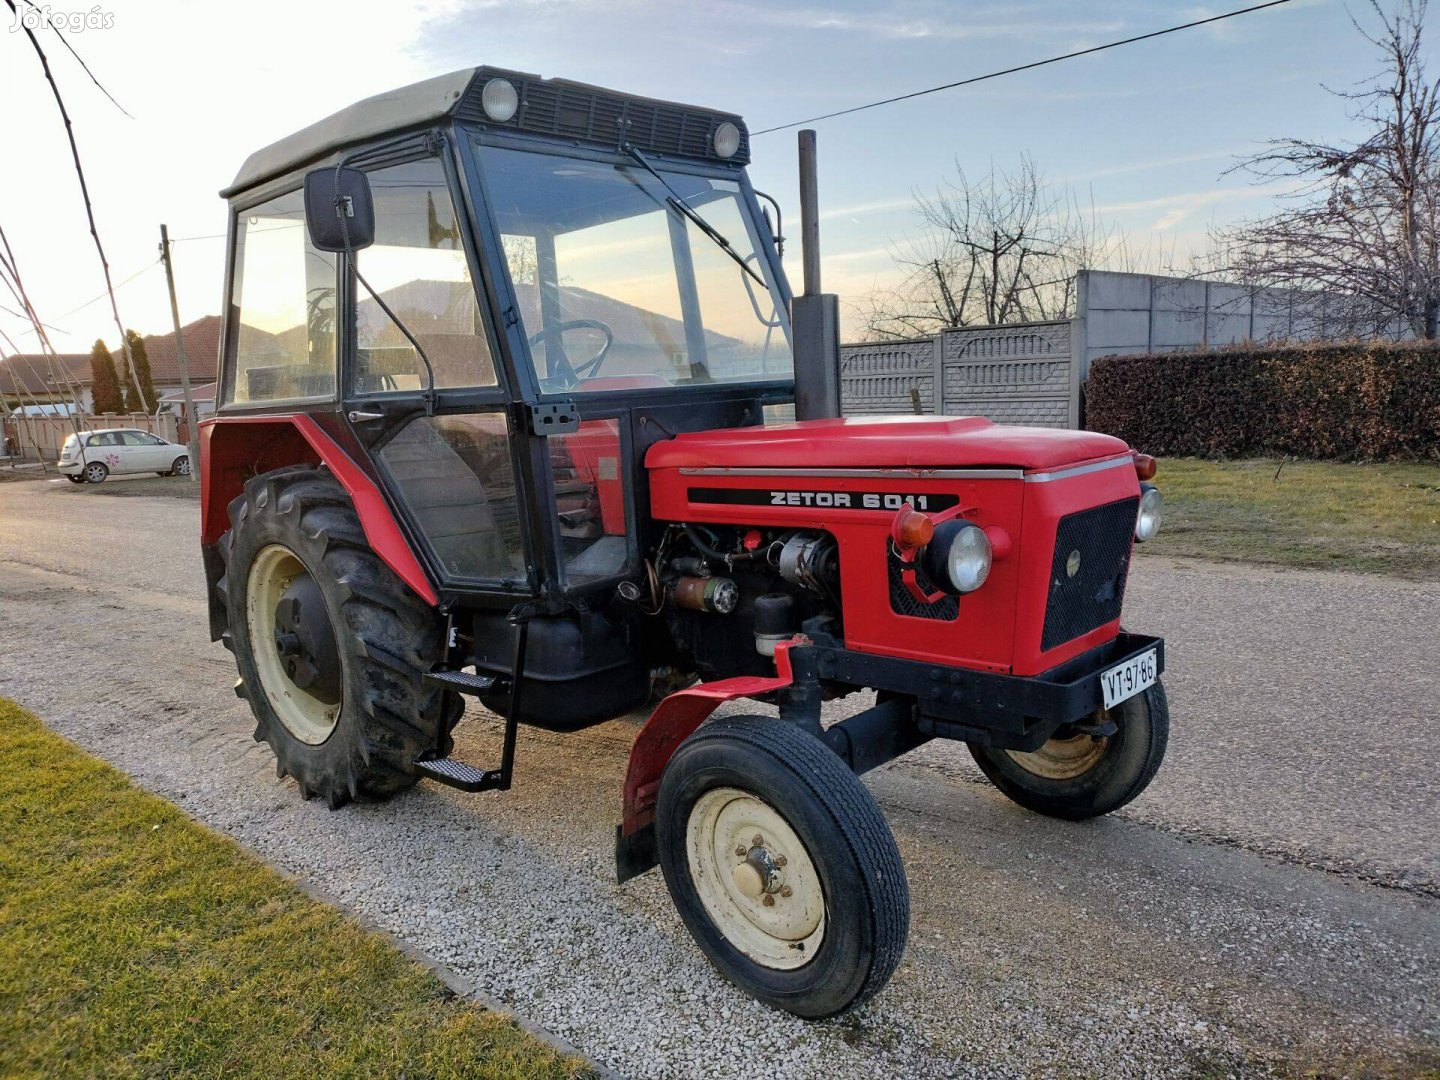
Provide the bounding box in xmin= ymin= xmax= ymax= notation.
xmin=199 ymin=414 xmax=438 ymax=606
xmin=619 ymin=640 xmax=801 ymax=839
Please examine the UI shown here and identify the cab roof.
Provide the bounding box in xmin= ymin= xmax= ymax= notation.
xmin=223 ymin=67 xmax=750 ymax=200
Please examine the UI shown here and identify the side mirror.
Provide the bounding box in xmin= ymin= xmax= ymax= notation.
xmin=303 ymin=167 xmax=374 ymax=252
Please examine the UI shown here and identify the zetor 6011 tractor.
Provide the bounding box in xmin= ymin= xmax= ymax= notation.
xmin=202 ymin=67 xmax=1168 ymax=1018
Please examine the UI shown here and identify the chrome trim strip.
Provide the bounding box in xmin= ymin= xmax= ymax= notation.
xmin=1023 ymin=456 xmax=1134 ymax=484
xmin=676 ymin=466 xmax=1025 ymax=480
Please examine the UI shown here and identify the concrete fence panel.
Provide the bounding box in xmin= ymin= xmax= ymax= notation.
xmin=839 ymin=338 xmax=938 ymax=415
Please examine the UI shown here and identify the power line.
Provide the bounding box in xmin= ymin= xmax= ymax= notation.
xmin=2 ymin=259 xmax=160 ymax=341
xmin=751 ymin=0 xmax=1295 ymax=136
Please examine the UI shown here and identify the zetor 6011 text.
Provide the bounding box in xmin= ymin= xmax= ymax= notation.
xmin=201 ymin=66 xmax=1169 ymax=1019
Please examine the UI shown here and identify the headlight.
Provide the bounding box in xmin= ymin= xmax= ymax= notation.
xmin=1135 ymin=484 xmax=1163 ymax=542
xmin=480 ymin=78 xmax=519 ymax=123
xmin=920 ymin=520 xmax=992 ymax=594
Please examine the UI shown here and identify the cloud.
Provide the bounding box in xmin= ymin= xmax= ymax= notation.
xmin=709 ymin=2 xmax=1125 ymax=42
xmin=1094 ymin=182 xmax=1297 ymax=230
xmin=819 ymin=198 xmax=914 ymax=223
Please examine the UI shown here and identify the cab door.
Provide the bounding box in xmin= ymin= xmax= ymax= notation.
xmin=340 ymin=149 xmax=535 ymax=595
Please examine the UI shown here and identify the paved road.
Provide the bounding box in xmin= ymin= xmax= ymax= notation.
xmin=1 ymin=478 xmax=1436 ymax=1078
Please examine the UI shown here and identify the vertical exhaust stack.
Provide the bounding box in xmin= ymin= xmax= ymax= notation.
xmin=791 ymin=129 xmax=842 ymax=421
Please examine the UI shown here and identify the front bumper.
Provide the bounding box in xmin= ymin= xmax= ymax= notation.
xmin=801 ymin=632 xmax=1165 ymax=753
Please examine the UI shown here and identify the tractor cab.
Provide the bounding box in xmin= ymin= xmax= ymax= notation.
xmin=203 ymin=68 xmax=1170 ymax=1021
xmin=214 ymin=68 xmax=793 ymax=612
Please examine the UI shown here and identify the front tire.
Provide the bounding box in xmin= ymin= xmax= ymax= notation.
xmin=969 ymin=681 xmax=1169 ymax=820
xmin=171 ymin=455 xmax=192 ymax=477
xmin=656 ymin=715 xmax=909 ymax=1018
xmin=218 ymin=466 xmax=451 ymax=809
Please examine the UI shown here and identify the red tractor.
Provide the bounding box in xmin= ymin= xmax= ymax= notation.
xmin=202 ymin=68 xmax=1168 ymax=1019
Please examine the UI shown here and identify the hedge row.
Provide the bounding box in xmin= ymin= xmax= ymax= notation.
xmin=1084 ymin=340 xmax=1440 ymax=461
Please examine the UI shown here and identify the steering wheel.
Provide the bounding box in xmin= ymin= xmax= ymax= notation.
xmin=527 ymin=319 xmax=614 ymax=388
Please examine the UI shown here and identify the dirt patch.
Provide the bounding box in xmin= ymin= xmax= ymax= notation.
xmin=0 ymin=463 xmax=51 ymax=484
xmin=57 ymin=474 xmax=200 ymax=499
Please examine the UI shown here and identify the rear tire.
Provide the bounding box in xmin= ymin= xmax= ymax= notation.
xmin=969 ymin=680 xmax=1169 ymax=820
xmin=656 ymin=715 xmax=909 ymax=1018
xmin=218 ymin=466 xmax=451 ymax=809
xmin=83 ymin=462 xmax=108 ymax=484
xmin=66 ymin=474 xmax=85 ymax=484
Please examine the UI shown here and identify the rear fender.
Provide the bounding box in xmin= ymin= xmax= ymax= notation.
xmin=199 ymin=416 xmax=438 ymax=640
xmin=616 ymin=640 xmax=800 ymax=882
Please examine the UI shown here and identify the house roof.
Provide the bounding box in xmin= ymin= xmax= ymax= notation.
xmin=158 ymin=381 xmax=216 ymax=403
xmin=1 ymin=315 xmax=220 ymax=400
xmin=0 ymin=353 xmax=90 ymax=401
xmin=137 ymin=315 xmax=221 ymax=384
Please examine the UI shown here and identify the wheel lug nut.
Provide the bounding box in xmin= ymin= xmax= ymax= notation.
xmin=762 ymin=894 xmax=775 ymax=907
xmin=752 ymin=834 xmax=764 ymax=847
xmin=780 ymin=886 xmax=793 ymax=898
xmin=734 ymin=845 xmax=747 ymax=858
xmin=774 ymin=855 xmax=787 ymax=868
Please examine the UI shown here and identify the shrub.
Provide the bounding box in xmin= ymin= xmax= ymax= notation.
xmin=1085 ymin=340 xmax=1440 ymax=461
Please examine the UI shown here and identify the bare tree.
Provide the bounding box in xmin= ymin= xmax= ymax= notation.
xmin=1209 ymin=0 xmax=1440 ymax=338
xmin=855 ymin=155 xmax=1150 ymax=341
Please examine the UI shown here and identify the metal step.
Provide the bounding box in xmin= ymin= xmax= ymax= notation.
xmin=424 ymin=668 xmax=504 ymax=696
xmin=414 ymin=756 xmax=506 ymax=793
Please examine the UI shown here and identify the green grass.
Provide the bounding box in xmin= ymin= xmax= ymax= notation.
xmin=1145 ymin=457 xmax=1440 ymax=580
xmin=0 ymin=699 xmax=590 ymax=1080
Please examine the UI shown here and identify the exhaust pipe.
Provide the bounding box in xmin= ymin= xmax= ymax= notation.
xmin=791 ymin=129 xmax=842 ymax=421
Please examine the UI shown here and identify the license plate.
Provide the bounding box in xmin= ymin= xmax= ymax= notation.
xmin=1100 ymin=648 xmax=1157 ymax=709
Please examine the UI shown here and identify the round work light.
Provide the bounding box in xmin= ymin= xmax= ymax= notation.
xmin=481 ymin=78 xmax=519 ymax=123
xmin=713 ymin=121 xmax=741 ymax=159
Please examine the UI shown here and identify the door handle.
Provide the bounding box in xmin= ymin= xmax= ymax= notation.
xmin=347 ymin=411 xmax=385 ymax=423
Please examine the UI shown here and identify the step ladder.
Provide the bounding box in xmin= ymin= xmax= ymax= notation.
xmin=414 ymin=619 xmax=529 ymax=794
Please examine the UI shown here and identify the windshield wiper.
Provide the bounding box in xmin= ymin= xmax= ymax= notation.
xmin=624 ymin=146 xmax=768 ymax=289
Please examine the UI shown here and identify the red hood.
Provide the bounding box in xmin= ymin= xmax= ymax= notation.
xmin=645 ymin=416 xmax=1131 ymax=472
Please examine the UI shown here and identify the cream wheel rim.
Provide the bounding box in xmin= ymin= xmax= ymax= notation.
xmin=685 ymin=787 xmax=825 ymax=970
xmin=245 ymin=543 xmax=341 ymax=745
xmin=1007 ymin=729 xmax=1108 ymax=780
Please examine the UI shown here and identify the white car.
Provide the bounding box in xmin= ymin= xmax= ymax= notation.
xmin=57 ymin=428 xmax=192 ymax=484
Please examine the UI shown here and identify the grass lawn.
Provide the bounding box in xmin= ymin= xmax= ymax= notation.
xmin=0 ymin=699 xmax=590 ymax=1080
xmin=1146 ymin=457 xmax=1440 ymax=580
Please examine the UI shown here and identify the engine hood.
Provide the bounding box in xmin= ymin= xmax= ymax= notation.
xmin=645 ymin=416 xmax=1131 ymax=473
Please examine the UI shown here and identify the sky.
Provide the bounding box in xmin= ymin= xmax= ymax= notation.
xmin=0 ymin=0 xmax=1394 ymax=356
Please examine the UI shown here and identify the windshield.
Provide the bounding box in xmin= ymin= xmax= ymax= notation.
xmin=476 ymin=144 xmax=793 ymax=394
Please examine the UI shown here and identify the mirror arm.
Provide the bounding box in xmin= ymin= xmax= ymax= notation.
xmin=754 ymin=190 xmax=785 ymax=259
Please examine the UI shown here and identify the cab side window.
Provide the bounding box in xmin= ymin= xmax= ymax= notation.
xmin=355 ymin=158 xmax=497 ymax=395
xmin=119 ymin=432 xmax=150 ymax=446
xmin=226 ymin=188 xmax=337 ymax=404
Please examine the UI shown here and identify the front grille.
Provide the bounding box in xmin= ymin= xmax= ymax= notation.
xmin=1041 ymin=497 xmax=1138 ymax=651
xmin=888 ymin=554 xmax=959 ymax=622
xmin=455 ymin=68 xmax=750 ymax=165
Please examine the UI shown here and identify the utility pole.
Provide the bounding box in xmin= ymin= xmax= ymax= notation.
xmin=158 ymin=224 xmax=199 ymax=482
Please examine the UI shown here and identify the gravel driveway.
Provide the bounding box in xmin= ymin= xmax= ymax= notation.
xmin=1 ymin=479 xmax=1436 ymax=1078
